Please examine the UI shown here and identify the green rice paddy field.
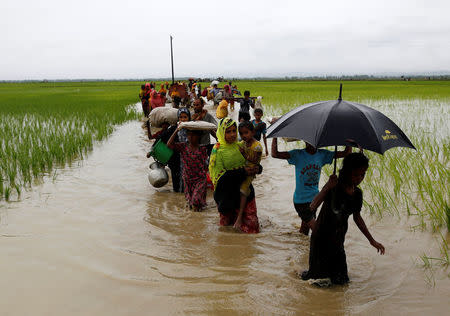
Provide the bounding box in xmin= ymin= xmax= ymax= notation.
xmin=1 ymin=80 xmax=449 ymax=265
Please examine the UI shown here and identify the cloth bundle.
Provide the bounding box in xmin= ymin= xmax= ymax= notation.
xmin=216 ymin=100 xmax=229 ymax=119
xmin=178 ymin=121 xmax=216 ymax=131
xmin=149 ymin=107 xmax=179 ymax=127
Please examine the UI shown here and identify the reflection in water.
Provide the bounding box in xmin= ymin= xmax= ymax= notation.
xmin=0 ymin=111 xmax=448 ymax=315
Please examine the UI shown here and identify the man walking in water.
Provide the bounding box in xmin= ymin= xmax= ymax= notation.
xmin=271 ymin=137 xmax=351 ymax=235
xmin=192 ymin=97 xmax=217 ymax=145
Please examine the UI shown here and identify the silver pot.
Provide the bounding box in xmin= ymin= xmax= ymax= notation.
xmin=149 ymin=161 xmax=165 ymax=170
xmin=148 ymin=165 xmax=169 ymax=188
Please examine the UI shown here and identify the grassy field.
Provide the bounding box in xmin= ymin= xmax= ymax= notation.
xmin=207 ymin=80 xmax=450 ymax=105
xmin=224 ymin=80 xmax=449 ymax=267
xmin=1 ymin=80 xmax=448 ymax=265
xmin=0 ymin=81 xmax=139 ymax=200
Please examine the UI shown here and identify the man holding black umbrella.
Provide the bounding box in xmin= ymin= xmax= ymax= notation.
xmin=272 ymin=137 xmax=351 ymax=235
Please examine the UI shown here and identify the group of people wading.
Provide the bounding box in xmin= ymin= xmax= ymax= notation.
xmin=142 ymin=81 xmax=385 ymax=285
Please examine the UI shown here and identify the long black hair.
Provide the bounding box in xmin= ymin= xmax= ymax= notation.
xmin=238 ymin=121 xmax=254 ymax=132
xmin=338 ymin=152 xmax=369 ymax=186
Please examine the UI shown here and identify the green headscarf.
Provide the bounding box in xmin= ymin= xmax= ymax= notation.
xmin=209 ymin=117 xmax=246 ymax=188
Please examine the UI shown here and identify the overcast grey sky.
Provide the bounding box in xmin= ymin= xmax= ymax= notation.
xmin=1 ymin=0 xmax=449 ymax=79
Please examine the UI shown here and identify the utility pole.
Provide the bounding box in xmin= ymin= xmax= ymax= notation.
xmin=170 ymin=35 xmax=174 ymax=84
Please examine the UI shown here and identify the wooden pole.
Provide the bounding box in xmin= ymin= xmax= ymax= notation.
xmin=170 ymin=35 xmax=174 ymax=84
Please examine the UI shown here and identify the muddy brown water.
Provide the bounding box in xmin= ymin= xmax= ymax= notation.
xmin=1 ymin=107 xmax=449 ymax=315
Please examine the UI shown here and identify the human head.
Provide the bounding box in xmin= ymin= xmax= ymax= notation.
xmin=224 ymin=84 xmax=230 ymax=92
xmin=145 ymin=83 xmax=150 ymax=89
xmin=193 ymin=98 xmax=205 ymax=113
xmin=225 ymin=124 xmax=237 ymax=143
xmin=244 ymin=90 xmax=250 ymax=98
xmin=217 ymin=117 xmax=237 ymax=144
xmin=187 ymin=129 xmax=202 ymax=145
xmin=305 ymin=142 xmax=317 ymax=154
xmin=177 ymin=107 xmax=191 ymax=122
xmin=238 ymin=121 xmax=254 ymax=142
xmin=254 ymin=108 xmax=263 ymax=120
xmin=141 ymin=84 xmax=145 ymax=89
xmin=173 ymin=96 xmax=181 ymax=107
xmin=339 ymin=152 xmax=369 ymax=187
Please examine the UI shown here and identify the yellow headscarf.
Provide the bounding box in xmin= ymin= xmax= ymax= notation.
xmin=209 ymin=118 xmax=246 ymax=188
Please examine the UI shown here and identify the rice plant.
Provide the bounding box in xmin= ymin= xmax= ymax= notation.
xmin=255 ymin=80 xmax=450 ymax=265
xmin=0 ymin=81 xmax=140 ymax=200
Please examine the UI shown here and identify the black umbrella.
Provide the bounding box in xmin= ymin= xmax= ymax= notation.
xmin=267 ymin=84 xmax=416 ymax=171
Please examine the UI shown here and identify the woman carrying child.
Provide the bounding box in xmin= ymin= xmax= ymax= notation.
xmin=301 ymin=152 xmax=385 ymax=285
xmin=167 ymin=123 xmax=212 ymax=211
xmin=209 ymin=118 xmax=260 ymax=233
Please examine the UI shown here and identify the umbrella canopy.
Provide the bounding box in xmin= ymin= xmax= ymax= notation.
xmin=267 ymin=97 xmax=415 ymax=155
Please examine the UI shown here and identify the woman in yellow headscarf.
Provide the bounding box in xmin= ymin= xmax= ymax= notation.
xmin=209 ymin=118 xmax=260 ymax=233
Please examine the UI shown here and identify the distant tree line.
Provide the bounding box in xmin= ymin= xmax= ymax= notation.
xmin=1 ymin=74 xmax=449 ymax=83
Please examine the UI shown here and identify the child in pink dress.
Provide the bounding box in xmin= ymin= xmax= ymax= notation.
xmin=167 ymin=127 xmax=211 ymax=211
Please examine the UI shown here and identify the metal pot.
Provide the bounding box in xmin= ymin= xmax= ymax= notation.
xmin=148 ymin=165 xmax=169 ymax=188
xmin=149 ymin=161 xmax=165 ymax=170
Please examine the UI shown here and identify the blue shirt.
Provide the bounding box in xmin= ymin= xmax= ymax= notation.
xmin=251 ymin=119 xmax=267 ymax=141
xmin=287 ymin=149 xmax=335 ymax=203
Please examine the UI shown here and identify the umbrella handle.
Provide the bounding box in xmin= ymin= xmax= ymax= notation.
xmin=333 ymin=145 xmax=337 ymax=174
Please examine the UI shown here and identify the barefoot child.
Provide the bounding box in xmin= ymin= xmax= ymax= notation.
xmin=234 ymin=122 xmax=263 ymax=230
xmin=271 ymin=135 xmax=351 ymax=236
xmin=167 ymin=127 xmax=211 ymax=211
xmin=251 ymin=108 xmax=269 ymax=156
xmin=301 ymin=152 xmax=385 ymax=285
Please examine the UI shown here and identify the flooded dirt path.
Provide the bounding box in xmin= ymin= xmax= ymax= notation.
xmin=1 ymin=107 xmax=449 ymax=315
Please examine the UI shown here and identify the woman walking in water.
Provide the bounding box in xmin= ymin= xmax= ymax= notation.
xmin=301 ymin=152 xmax=385 ymax=285
xmin=209 ymin=118 xmax=261 ymax=233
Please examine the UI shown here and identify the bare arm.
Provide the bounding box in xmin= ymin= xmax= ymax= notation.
xmin=263 ymin=134 xmax=268 ymax=156
xmin=166 ymin=127 xmax=180 ymax=149
xmin=271 ymin=138 xmax=291 ymax=160
xmin=247 ymin=151 xmax=262 ymax=164
xmin=353 ymin=212 xmax=385 ymax=255
xmin=310 ymin=175 xmax=338 ymax=211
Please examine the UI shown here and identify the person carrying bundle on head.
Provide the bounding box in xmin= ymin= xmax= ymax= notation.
xmin=166 ymin=121 xmax=214 ymax=212
xmin=238 ymin=90 xmax=254 ymax=122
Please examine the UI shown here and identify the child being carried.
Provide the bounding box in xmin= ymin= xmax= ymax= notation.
xmin=235 ymin=121 xmax=263 ymax=230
